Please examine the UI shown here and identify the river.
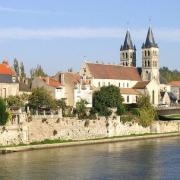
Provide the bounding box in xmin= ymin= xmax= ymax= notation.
xmin=0 ymin=137 xmax=180 ymax=180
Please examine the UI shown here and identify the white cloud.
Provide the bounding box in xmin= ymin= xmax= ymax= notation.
xmin=0 ymin=27 xmax=179 ymax=42
xmin=0 ymin=6 xmax=65 ymax=15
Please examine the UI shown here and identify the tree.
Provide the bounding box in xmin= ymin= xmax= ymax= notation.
xmin=137 ymin=95 xmax=157 ymax=127
xmin=93 ymin=85 xmax=125 ymax=116
xmin=56 ymin=99 xmax=67 ymax=115
xmin=0 ymin=98 xmax=10 ymax=125
xmin=28 ymin=87 xmax=56 ymax=111
xmin=76 ymin=99 xmax=88 ymax=119
xmin=30 ymin=65 xmax=47 ymax=79
xmin=13 ymin=58 xmax=19 ymax=76
xmin=6 ymin=95 xmax=23 ymax=109
xmin=20 ymin=62 xmax=26 ymax=78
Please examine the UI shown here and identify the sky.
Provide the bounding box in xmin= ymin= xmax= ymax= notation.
xmin=0 ymin=0 xmax=179 ymax=76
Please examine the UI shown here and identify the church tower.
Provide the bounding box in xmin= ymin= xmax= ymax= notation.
xmin=141 ymin=27 xmax=159 ymax=82
xmin=120 ymin=30 xmax=136 ymax=67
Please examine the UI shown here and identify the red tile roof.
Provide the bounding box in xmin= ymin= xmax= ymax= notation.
xmin=120 ymin=88 xmax=140 ymax=95
xmin=86 ymin=63 xmax=141 ymax=81
xmin=0 ymin=61 xmax=16 ymax=76
xmin=40 ymin=77 xmax=62 ymax=87
xmin=168 ymin=81 xmax=180 ymax=87
xmin=133 ymin=81 xmax=150 ymax=89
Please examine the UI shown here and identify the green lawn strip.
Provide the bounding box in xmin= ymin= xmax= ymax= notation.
xmin=159 ymin=114 xmax=180 ymax=120
xmin=0 ymin=131 xmax=179 ymax=149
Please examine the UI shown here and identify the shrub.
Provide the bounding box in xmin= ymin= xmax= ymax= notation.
xmin=0 ymin=98 xmax=10 ymax=126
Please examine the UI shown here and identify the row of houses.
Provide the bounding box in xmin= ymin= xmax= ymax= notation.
xmin=0 ymin=27 xmax=180 ymax=108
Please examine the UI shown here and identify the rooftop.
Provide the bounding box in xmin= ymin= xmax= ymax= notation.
xmin=86 ymin=63 xmax=141 ymax=81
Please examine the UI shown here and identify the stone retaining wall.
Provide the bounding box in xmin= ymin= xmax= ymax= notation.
xmin=0 ymin=117 xmax=180 ymax=146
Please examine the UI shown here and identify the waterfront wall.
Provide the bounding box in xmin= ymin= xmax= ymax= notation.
xmin=0 ymin=117 xmax=180 ymax=146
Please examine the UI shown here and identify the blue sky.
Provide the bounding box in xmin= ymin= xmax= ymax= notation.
xmin=0 ymin=0 xmax=179 ymax=75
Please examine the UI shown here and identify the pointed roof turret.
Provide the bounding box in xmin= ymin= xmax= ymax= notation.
xmin=142 ymin=27 xmax=158 ymax=48
xmin=121 ymin=30 xmax=135 ymax=50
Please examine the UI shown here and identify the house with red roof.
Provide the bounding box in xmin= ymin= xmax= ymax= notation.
xmin=32 ymin=76 xmax=65 ymax=100
xmin=0 ymin=60 xmax=19 ymax=98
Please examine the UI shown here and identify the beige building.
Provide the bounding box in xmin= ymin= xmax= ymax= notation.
xmin=32 ymin=77 xmax=65 ymax=100
xmin=168 ymin=81 xmax=180 ymax=101
xmin=0 ymin=60 xmax=19 ymax=98
xmin=55 ymin=72 xmax=80 ymax=106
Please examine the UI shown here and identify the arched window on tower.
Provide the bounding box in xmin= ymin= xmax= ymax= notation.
xmin=148 ymin=61 xmax=150 ymax=67
xmin=148 ymin=50 xmax=150 ymax=56
xmin=145 ymin=51 xmax=147 ymax=57
xmin=145 ymin=61 xmax=147 ymax=67
xmin=123 ymin=53 xmax=125 ymax=58
xmin=126 ymin=62 xmax=128 ymax=66
xmin=126 ymin=52 xmax=128 ymax=58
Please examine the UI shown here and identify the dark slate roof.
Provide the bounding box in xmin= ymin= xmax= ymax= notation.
xmin=120 ymin=30 xmax=135 ymax=51
xmin=0 ymin=74 xmax=13 ymax=83
xmin=142 ymin=27 xmax=158 ymax=49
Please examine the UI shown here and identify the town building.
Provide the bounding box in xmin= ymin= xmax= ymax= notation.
xmin=0 ymin=60 xmax=19 ymax=98
xmin=32 ymin=76 xmax=65 ymax=100
xmin=168 ymin=81 xmax=180 ymax=102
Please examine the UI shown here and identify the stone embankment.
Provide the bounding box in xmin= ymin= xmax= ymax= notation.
xmin=0 ymin=115 xmax=180 ymax=147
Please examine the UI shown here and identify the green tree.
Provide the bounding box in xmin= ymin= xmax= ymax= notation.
xmin=30 ymin=65 xmax=47 ymax=79
xmin=0 ymin=98 xmax=10 ymax=125
xmin=6 ymin=95 xmax=23 ymax=109
xmin=56 ymin=99 xmax=67 ymax=115
xmin=13 ymin=58 xmax=19 ymax=76
xmin=137 ymin=95 xmax=157 ymax=127
xmin=28 ymin=87 xmax=56 ymax=111
xmin=76 ymin=99 xmax=87 ymax=119
xmin=20 ymin=62 xmax=26 ymax=78
xmin=93 ymin=85 xmax=125 ymax=116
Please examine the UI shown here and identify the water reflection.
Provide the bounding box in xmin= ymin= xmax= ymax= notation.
xmin=0 ymin=137 xmax=180 ymax=180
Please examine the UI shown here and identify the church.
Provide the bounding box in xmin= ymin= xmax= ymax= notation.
xmin=76 ymin=27 xmax=168 ymax=107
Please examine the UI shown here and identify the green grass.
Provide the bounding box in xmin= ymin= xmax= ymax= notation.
xmin=159 ymin=114 xmax=180 ymax=120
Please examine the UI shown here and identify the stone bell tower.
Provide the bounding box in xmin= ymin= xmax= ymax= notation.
xmin=141 ymin=27 xmax=159 ymax=82
xmin=120 ymin=30 xmax=136 ymax=67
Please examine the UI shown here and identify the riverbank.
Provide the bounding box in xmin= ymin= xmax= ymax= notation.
xmin=1 ymin=132 xmax=180 ymax=154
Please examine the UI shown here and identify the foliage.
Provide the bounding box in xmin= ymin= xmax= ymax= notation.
xmin=93 ymin=85 xmax=125 ymax=116
xmin=160 ymin=67 xmax=180 ymax=82
xmin=28 ymin=87 xmax=56 ymax=111
xmin=56 ymin=99 xmax=67 ymax=115
xmin=76 ymin=99 xmax=88 ymax=119
xmin=13 ymin=58 xmax=19 ymax=76
xmin=30 ymin=65 xmax=47 ymax=78
xmin=136 ymin=95 xmax=157 ymax=127
xmin=6 ymin=95 xmax=23 ymax=109
xmin=20 ymin=62 xmax=26 ymax=78
xmin=0 ymin=98 xmax=10 ymax=125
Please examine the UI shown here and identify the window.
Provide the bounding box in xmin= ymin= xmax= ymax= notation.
xmin=119 ymin=83 xmax=121 ymax=87
xmin=123 ymin=83 xmax=125 ymax=87
xmin=126 ymin=52 xmax=128 ymax=58
xmin=127 ymin=96 xmax=129 ymax=103
xmin=127 ymin=83 xmax=129 ymax=88
xmin=148 ymin=50 xmax=150 ymax=56
xmin=145 ymin=51 xmax=147 ymax=57
xmin=152 ymin=90 xmax=155 ymax=104
xmin=148 ymin=61 xmax=150 ymax=67
xmin=103 ymin=82 xmax=105 ymax=86
xmin=126 ymin=62 xmax=128 ymax=66
xmin=98 ymin=82 xmax=101 ymax=87
xmin=145 ymin=61 xmax=147 ymax=67
xmin=108 ymin=82 xmax=110 ymax=86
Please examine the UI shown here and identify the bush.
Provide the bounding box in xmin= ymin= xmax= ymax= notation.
xmin=0 ymin=98 xmax=10 ymax=125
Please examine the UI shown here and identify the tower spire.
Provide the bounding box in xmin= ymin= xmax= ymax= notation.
xmin=142 ymin=27 xmax=158 ymax=48
xmin=121 ymin=30 xmax=134 ymax=50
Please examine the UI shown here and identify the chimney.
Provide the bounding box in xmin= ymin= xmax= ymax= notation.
xmin=46 ymin=77 xmax=50 ymax=85
xmin=60 ymin=73 xmax=64 ymax=85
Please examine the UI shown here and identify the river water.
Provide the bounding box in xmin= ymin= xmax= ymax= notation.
xmin=0 ymin=137 xmax=180 ymax=180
